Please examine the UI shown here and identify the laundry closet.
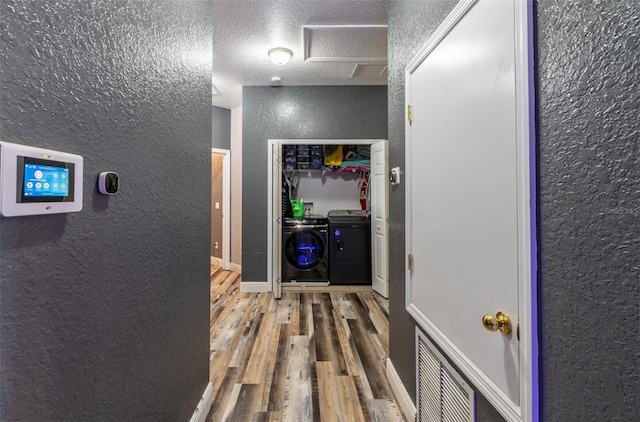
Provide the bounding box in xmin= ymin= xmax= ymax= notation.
xmin=268 ymin=139 xmax=389 ymax=298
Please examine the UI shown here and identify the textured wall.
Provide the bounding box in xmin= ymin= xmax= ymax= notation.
xmin=536 ymin=0 xmax=640 ymax=420
xmin=242 ymin=86 xmax=387 ymax=281
xmin=212 ymin=105 xmax=231 ymax=150
xmin=0 ymin=1 xmax=212 ymax=421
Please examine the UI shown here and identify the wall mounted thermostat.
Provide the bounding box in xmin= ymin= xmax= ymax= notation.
xmin=98 ymin=172 xmax=119 ymax=195
xmin=390 ymin=167 xmax=401 ymax=185
xmin=0 ymin=141 xmax=83 ymax=217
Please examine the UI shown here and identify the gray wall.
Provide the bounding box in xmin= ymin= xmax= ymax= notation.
xmin=0 ymin=1 xmax=212 ymax=421
xmin=388 ymin=0 xmax=639 ymax=421
xmin=536 ymin=0 xmax=639 ymax=420
xmin=212 ymin=105 xmax=231 ymax=150
xmin=242 ymin=86 xmax=387 ymax=281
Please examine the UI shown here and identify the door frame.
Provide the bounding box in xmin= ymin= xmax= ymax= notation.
xmin=212 ymin=148 xmax=231 ymax=270
xmin=267 ymin=139 xmax=387 ymax=297
xmin=404 ymin=0 xmax=537 ymax=421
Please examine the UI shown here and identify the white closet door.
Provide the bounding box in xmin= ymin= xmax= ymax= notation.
xmin=370 ymin=140 xmax=389 ymax=298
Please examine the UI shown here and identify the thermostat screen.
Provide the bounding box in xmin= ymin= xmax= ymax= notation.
xmin=17 ymin=156 xmax=75 ymax=203
xmin=23 ymin=163 xmax=69 ymax=197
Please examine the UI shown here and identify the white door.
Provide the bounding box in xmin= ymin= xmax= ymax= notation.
xmin=370 ymin=140 xmax=389 ymax=298
xmin=272 ymin=143 xmax=283 ymax=299
xmin=405 ymin=0 xmax=534 ymax=420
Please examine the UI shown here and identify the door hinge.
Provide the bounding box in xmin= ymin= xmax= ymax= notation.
xmin=408 ymin=253 xmax=414 ymax=271
xmin=407 ymin=105 xmax=413 ymax=124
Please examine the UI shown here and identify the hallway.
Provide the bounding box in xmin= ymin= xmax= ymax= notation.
xmin=207 ymin=270 xmax=404 ymax=421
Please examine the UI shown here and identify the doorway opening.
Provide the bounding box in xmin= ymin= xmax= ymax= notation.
xmin=211 ymin=148 xmax=231 ymax=272
xmin=267 ymin=139 xmax=389 ymax=299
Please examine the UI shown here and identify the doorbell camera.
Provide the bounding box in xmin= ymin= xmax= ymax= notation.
xmin=98 ymin=172 xmax=119 ymax=195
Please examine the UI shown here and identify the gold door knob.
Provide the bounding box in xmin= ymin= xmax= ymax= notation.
xmin=482 ymin=311 xmax=512 ymax=335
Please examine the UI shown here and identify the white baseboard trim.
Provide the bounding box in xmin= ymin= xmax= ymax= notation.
xmin=228 ymin=262 xmax=242 ymax=273
xmin=240 ymin=281 xmax=269 ymax=292
xmin=189 ymin=382 xmax=213 ymax=422
xmin=387 ymin=357 xmax=417 ymax=422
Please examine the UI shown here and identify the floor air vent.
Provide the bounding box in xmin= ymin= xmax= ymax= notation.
xmin=417 ymin=330 xmax=476 ymax=422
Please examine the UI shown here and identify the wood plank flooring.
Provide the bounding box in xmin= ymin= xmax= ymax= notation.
xmin=207 ymin=270 xmax=405 ymax=422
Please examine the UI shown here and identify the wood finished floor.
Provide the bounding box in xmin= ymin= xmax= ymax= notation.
xmin=206 ymin=270 xmax=405 ymax=422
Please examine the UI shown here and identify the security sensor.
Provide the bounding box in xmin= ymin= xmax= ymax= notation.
xmin=390 ymin=167 xmax=401 ymax=185
xmin=271 ymin=76 xmax=283 ymax=87
xmin=98 ymin=172 xmax=119 ymax=195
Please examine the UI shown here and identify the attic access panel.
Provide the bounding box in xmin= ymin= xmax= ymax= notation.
xmin=303 ymin=25 xmax=387 ymax=62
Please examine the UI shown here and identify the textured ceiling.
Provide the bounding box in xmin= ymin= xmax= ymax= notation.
xmin=212 ymin=0 xmax=388 ymax=109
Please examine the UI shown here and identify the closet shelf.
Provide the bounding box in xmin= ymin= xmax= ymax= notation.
xmin=285 ymin=167 xmax=370 ymax=175
xmin=284 ymin=161 xmax=371 ymax=174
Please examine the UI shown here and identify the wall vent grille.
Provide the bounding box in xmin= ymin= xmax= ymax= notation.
xmin=417 ymin=329 xmax=476 ymax=422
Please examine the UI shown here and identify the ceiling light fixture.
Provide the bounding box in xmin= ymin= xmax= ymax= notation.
xmin=268 ymin=47 xmax=293 ymax=65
